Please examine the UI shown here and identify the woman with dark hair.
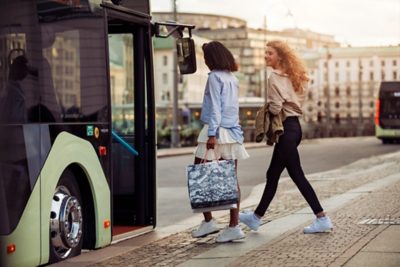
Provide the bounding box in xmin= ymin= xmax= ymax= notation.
xmin=239 ymin=40 xmax=333 ymax=234
xmin=191 ymin=41 xmax=249 ymax=243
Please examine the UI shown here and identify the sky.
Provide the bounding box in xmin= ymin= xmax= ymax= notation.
xmin=150 ymin=0 xmax=400 ymax=47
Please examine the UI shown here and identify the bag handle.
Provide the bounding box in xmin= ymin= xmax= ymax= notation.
xmin=200 ymin=148 xmax=220 ymax=164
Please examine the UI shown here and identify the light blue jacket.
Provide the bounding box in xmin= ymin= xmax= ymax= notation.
xmin=200 ymin=70 xmax=244 ymax=144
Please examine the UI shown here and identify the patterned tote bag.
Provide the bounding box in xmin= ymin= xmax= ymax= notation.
xmin=186 ymin=159 xmax=238 ymax=212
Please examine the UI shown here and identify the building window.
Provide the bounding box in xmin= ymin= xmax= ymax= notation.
xmin=370 ymin=60 xmax=373 ymax=67
xmin=335 ymin=61 xmax=339 ymax=68
xmin=381 ymin=60 xmax=385 ymax=66
xmin=335 ymin=87 xmax=340 ymax=96
xmin=346 ymin=86 xmax=351 ymax=96
xmin=346 ymin=61 xmax=350 ymax=67
xmin=161 ymin=91 xmax=170 ymax=101
xmin=162 ymin=73 xmax=168 ymax=84
xmin=163 ymin=55 xmax=168 ymax=66
xmin=381 ymin=71 xmax=385 ymax=81
xmin=370 ymin=72 xmax=374 ymax=81
xmin=335 ymin=102 xmax=340 ymax=108
xmin=324 ymin=87 xmax=329 ymax=97
xmin=347 ymin=102 xmax=351 ymax=108
xmin=393 ymin=60 xmax=397 ymax=66
xmin=394 ymin=71 xmax=398 ymax=80
xmin=335 ymin=72 xmax=339 ymax=82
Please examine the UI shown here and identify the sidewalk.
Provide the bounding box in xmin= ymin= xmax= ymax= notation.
xmin=219 ymin=174 xmax=400 ymax=267
xmin=56 ymin=150 xmax=400 ymax=267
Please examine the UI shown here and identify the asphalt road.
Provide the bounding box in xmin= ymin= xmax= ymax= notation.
xmin=156 ymin=136 xmax=399 ymax=227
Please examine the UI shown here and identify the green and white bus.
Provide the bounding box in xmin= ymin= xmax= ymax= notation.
xmin=375 ymin=81 xmax=400 ymax=143
xmin=0 ymin=0 xmax=196 ymax=266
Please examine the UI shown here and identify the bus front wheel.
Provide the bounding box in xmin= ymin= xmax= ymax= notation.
xmin=49 ymin=169 xmax=83 ymax=263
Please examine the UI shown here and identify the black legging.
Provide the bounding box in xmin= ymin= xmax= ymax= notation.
xmin=255 ymin=116 xmax=323 ymax=217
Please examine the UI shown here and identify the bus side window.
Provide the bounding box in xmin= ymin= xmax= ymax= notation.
xmin=0 ymin=53 xmax=38 ymax=124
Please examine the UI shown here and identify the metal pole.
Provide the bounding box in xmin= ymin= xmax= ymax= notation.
xmin=325 ymin=46 xmax=331 ymax=137
xmin=171 ymin=0 xmax=180 ymax=147
xmin=263 ymin=15 xmax=268 ymax=103
xmin=357 ymin=58 xmax=363 ymax=136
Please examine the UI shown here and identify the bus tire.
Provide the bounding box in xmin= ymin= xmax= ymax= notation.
xmin=49 ymin=169 xmax=83 ymax=263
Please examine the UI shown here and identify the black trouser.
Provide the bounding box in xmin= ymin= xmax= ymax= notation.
xmin=255 ymin=116 xmax=323 ymax=217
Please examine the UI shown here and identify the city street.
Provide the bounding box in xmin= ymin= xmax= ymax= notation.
xmin=54 ymin=136 xmax=400 ymax=267
xmin=157 ymin=136 xmax=400 ymax=228
xmin=2 ymin=1 xmax=398 ymax=266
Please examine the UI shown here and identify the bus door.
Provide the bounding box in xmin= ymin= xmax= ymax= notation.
xmin=105 ymin=6 xmax=156 ymax=238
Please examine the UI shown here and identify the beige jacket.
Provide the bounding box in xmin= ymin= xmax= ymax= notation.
xmin=267 ymin=69 xmax=304 ymax=118
xmin=255 ymin=103 xmax=284 ymax=146
xmin=255 ymin=69 xmax=306 ymax=145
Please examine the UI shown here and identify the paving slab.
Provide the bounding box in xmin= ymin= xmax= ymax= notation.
xmin=344 ymin=252 xmax=400 ymax=267
xmin=342 ymin=225 xmax=400 ymax=267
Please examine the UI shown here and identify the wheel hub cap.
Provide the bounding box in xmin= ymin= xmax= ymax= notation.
xmin=50 ymin=186 xmax=83 ymax=259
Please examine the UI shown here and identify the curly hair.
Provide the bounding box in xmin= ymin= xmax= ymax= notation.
xmin=267 ymin=40 xmax=309 ymax=93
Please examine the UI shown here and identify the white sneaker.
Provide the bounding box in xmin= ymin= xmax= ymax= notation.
xmin=192 ymin=219 xmax=219 ymax=238
xmin=216 ymin=225 xmax=245 ymax=243
xmin=239 ymin=210 xmax=261 ymax=231
xmin=303 ymin=216 xmax=333 ymax=234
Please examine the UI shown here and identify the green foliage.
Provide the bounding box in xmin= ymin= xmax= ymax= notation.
xmin=157 ymin=125 xmax=200 ymax=147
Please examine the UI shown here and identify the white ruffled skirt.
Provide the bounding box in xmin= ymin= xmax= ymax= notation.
xmin=194 ymin=125 xmax=250 ymax=161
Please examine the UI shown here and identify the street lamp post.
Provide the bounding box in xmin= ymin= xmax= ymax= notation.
xmin=263 ymin=15 xmax=268 ymax=103
xmin=324 ymin=46 xmax=332 ymax=137
xmin=357 ymin=58 xmax=363 ymax=136
xmin=170 ymin=0 xmax=180 ymax=147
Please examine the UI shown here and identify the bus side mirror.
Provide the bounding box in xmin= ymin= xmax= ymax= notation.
xmin=176 ymin=37 xmax=196 ymax=74
xmin=153 ymin=22 xmax=196 ymax=74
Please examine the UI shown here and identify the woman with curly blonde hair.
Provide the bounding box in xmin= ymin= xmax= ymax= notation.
xmin=266 ymin=40 xmax=309 ymax=93
xmin=239 ymin=40 xmax=333 ymax=234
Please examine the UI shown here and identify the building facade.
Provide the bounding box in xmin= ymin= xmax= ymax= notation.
xmin=301 ymin=46 xmax=400 ymax=138
xmin=151 ymin=12 xmax=400 ymax=143
xmin=153 ymin=12 xmax=339 ymax=98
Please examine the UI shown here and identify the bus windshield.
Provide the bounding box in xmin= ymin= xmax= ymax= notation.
xmin=378 ymin=82 xmax=400 ymax=130
xmin=381 ymin=97 xmax=400 ymax=116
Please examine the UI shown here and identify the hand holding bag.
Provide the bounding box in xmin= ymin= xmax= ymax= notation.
xmin=186 ymin=152 xmax=238 ymax=212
